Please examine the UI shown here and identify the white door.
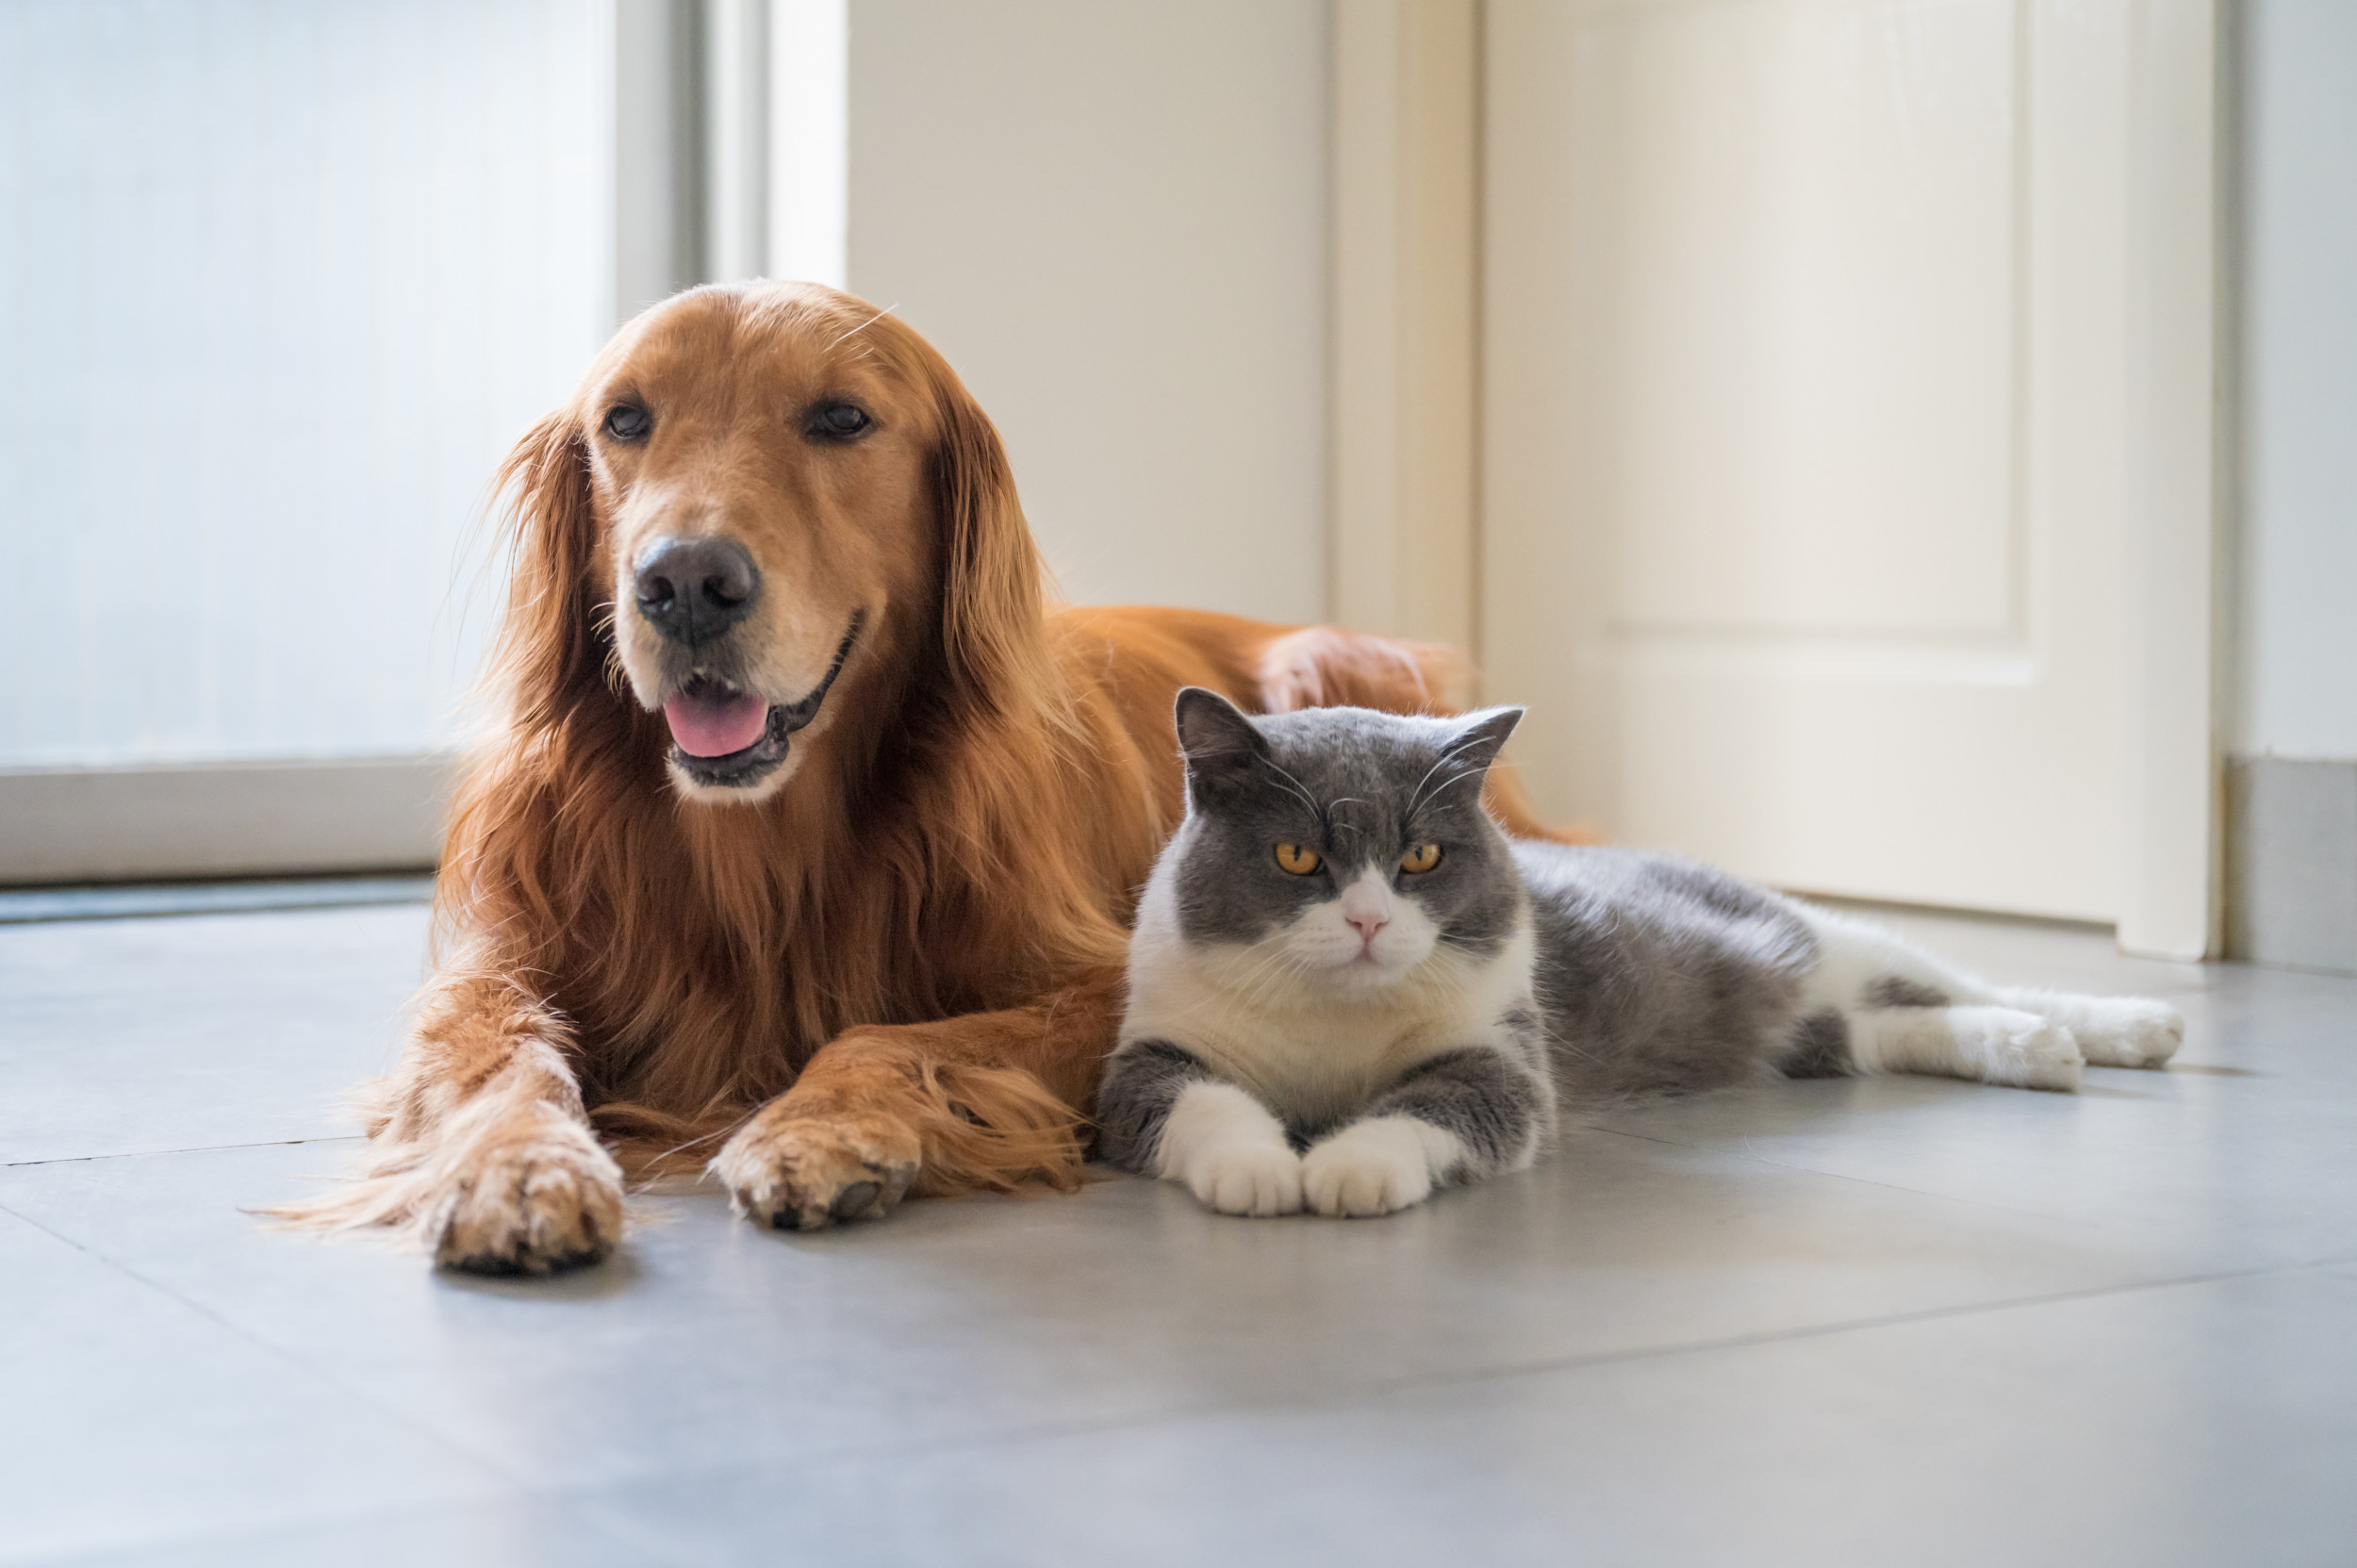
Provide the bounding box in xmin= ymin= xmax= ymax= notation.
xmin=1480 ymin=0 xmax=2216 ymax=933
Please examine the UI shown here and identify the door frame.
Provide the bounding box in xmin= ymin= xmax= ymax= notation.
xmin=2118 ymin=0 xmax=2225 ymax=960
xmin=1327 ymin=0 xmax=2225 ymax=957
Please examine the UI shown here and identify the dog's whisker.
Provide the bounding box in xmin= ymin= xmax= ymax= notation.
xmin=826 ymin=302 xmax=899 ymax=353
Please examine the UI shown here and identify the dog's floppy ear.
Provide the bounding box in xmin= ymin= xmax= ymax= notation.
xmin=488 ymin=409 xmax=602 ymax=720
xmin=928 ymin=369 xmax=1048 ymax=709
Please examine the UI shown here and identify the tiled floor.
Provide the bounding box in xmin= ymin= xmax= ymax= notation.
xmin=4 ymin=895 xmax=2354 ymax=1566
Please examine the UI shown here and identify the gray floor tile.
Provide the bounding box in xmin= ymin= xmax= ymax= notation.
xmin=1594 ymin=966 xmax=2357 ymax=1272
xmin=28 ymin=1498 xmax=672 ymax=1568
xmin=581 ymin=1266 xmax=2357 ymax=1568
xmin=0 ymin=1116 xmax=2260 ymax=1495
xmin=0 ymin=905 xmax=428 ymax=1164
xmin=8 ymin=891 xmax=2354 ymax=1563
xmin=0 ymin=1207 xmax=503 ymax=1568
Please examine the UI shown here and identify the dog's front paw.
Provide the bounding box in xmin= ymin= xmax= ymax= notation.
xmin=1182 ymin=1143 xmax=1303 ymax=1217
xmin=430 ymin=1107 xmax=624 ymax=1276
xmin=1303 ymin=1120 xmax=1434 ymax=1217
xmin=712 ymin=1105 xmax=921 ymax=1231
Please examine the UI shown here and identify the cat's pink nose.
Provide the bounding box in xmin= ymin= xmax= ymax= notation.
xmin=1347 ymin=913 xmax=1389 ymax=944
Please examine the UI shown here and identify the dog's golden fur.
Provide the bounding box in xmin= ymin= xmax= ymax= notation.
xmin=277 ymin=282 xmax=1570 ymax=1273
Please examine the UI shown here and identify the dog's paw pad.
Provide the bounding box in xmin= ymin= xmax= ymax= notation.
xmin=714 ymin=1113 xmax=921 ymax=1233
xmin=432 ymin=1113 xmax=624 ymax=1276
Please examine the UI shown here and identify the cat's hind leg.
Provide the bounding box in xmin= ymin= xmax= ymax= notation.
xmin=1789 ymin=899 xmax=2183 ymax=1075
xmin=1791 ymin=902 xmax=2004 ymax=1014
xmin=1849 ymin=1004 xmax=2085 ymax=1092
xmin=1989 ymin=987 xmax=2184 ymax=1068
xmin=1786 ymin=903 xmax=2080 ymax=1091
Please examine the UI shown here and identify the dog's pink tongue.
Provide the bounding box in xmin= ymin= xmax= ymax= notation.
xmin=664 ymin=690 xmax=769 ymax=757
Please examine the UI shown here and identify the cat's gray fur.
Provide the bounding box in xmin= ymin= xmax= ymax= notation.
xmin=1099 ymin=691 xmax=2188 ymax=1219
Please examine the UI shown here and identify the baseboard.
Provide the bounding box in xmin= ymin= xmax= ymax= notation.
xmin=0 ymin=756 xmax=454 ymax=885
xmin=2225 ymin=756 xmax=2357 ymax=974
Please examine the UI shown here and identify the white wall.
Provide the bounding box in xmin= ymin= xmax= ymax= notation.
xmin=2237 ymin=0 xmax=2357 ymax=759
xmin=845 ymin=0 xmax=1330 ymax=626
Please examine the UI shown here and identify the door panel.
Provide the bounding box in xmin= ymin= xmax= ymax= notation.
xmin=1483 ymin=0 xmax=2131 ymax=921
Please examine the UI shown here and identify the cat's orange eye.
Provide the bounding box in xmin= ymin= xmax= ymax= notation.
xmin=1399 ymin=842 xmax=1442 ymax=875
xmin=1274 ymin=843 xmax=1323 ymax=876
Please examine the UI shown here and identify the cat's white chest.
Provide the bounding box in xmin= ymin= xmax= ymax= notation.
xmin=1122 ymin=882 xmax=1537 ymax=1130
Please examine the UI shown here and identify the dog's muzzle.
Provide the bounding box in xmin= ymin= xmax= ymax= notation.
xmin=664 ymin=611 xmax=864 ymax=791
xmin=634 ymin=535 xmax=762 ymax=648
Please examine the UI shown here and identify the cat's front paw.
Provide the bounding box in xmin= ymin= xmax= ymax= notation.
xmin=1182 ymin=1143 xmax=1304 ymax=1217
xmin=1303 ymin=1119 xmax=1434 ymax=1217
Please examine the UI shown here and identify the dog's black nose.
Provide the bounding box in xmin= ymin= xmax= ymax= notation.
xmin=633 ymin=536 xmax=761 ymax=646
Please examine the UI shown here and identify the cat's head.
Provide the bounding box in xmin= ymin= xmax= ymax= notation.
xmin=1163 ymin=688 xmax=1527 ymax=996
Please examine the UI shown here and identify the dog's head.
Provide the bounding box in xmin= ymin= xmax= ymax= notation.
xmin=492 ymin=283 xmax=1043 ymax=804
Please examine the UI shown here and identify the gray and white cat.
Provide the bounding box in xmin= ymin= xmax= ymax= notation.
xmin=1096 ymin=690 xmax=2185 ymax=1218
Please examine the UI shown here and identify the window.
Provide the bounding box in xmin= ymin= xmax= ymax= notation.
xmin=0 ymin=0 xmax=611 ymax=769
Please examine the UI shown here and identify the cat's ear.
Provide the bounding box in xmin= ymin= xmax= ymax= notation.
xmin=1173 ymin=686 xmax=1271 ymax=800
xmin=1445 ymin=706 xmax=1526 ymax=776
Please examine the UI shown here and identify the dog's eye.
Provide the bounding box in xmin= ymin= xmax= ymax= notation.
xmin=1399 ymin=843 xmax=1442 ymax=875
xmin=808 ymin=401 xmax=873 ymax=440
xmin=1275 ymin=843 xmax=1322 ymax=876
xmin=602 ymin=404 xmax=651 ymax=442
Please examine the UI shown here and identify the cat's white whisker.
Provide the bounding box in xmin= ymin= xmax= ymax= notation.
xmin=1252 ymin=755 xmax=1326 ymax=824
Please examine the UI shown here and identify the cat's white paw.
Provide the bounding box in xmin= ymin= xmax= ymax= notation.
xmin=1303 ymin=1120 xmax=1435 ymax=1217
xmin=1968 ymin=1009 xmax=2085 ymax=1092
xmin=2074 ymin=999 xmax=2184 ymax=1068
xmin=1183 ymin=1144 xmax=1304 ymax=1217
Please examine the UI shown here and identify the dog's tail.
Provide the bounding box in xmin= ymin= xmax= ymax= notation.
xmin=1481 ymin=759 xmax=1592 ymax=846
xmin=1254 ymin=623 xmax=1594 ymax=846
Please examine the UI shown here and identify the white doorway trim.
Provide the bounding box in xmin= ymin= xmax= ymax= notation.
xmin=2118 ymin=0 xmax=2225 ymax=960
xmin=1327 ymin=0 xmax=1482 ymax=652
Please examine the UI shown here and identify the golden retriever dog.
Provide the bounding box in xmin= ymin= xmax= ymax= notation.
xmin=283 ymin=281 xmax=1566 ymax=1274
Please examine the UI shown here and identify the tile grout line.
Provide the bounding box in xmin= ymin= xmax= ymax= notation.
xmin=1 ymin=1481 xmax=684 ymax=1568
xmin=9 ymin=1170 xmax=698 ymax=1568
xmin=17 ymin=1167 xmax=2353 ymax=1535
xmin=0 ymin=1189 xmax=703 ymax=1568
xmin=528 ymin=1249 xmax=2357 ymax=1503
xmin=14 ymin=1115 xmax=2352 ymax=1532
xmin=1344 ymin=1255 xmax=2357 ymax=1402
xmin=1588 ymin=1123 xmax=2103 ymax=1227
xmin=4 ymin=1134 xmax=365 ymax=1169
xmin=0 ymin=1197 xmax=570 ymax=1523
